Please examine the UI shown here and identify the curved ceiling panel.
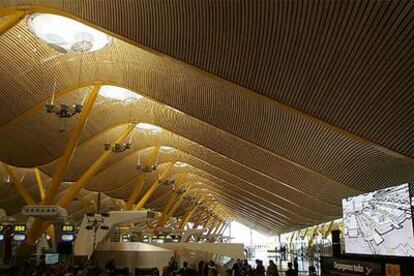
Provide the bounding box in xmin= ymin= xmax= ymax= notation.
xmin=1 ymin=1 xmax=412 ymax=158
xmin=0 ymin=2 xmax=412 ymax=234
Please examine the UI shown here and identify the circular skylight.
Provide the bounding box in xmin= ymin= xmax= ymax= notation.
xmin=28 ymin=13 xmax=112 ymax=53
xmin=136 ymin=123 xmax=161 ymax=132
xmin=99 ymin=85 xmax=142 ymax=103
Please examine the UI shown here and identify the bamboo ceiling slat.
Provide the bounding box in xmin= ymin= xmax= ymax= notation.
xmin=0 ymin=1 xmax=413 ymax=233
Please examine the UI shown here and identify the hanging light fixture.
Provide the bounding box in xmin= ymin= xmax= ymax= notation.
xmin=160 ymin=178 xmax=175 ymax=187
xmin=136 ymin=154 xmax=158 ymax=173
xmin=44 ymin=32 xmax=87 ymax=131
xmin=104 ymin=129 xmax=134 ymax=153
xmin=45 ymin=90 xmax=84 ymax=132
xmin=45 ymin=102 xmax=83 ymax=118
xmin=103 ymin=141 xmax=131 ymax=153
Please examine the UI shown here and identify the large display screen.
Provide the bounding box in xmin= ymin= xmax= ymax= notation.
xmin=342 ymin=183 xmax=414 ymax=257
xmin=45 ymin=253 xmax=59 ymax=265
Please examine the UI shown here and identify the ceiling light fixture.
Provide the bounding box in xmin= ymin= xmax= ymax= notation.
xmin=46 ymin=102 xmax=83 ymax=118
xmin=136 ymin=154 xmax=158 ymax=173
xmin=104 ymin=142 xmax=131 ymax=153
xmin=28 ymin=13 xmax=112 ymax=53
xmin=104 ymin=131 xmax=134 ymax=153
xmin=160 ymin=178 xmax=175 ymax=187
xmin=45 ymin=61 xmax=84 ymax=132
xmin=99 ymin=86 xmax=143 ymax=103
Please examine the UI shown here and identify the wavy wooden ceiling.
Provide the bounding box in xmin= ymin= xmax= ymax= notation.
xmin=0 ymin=0 xmax=413 ymax=234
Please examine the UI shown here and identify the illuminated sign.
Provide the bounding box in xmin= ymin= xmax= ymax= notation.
xmin=13 ymin=234 xmax=26 ymax=241
xmin=0 ymin=234 xmax=4 ymax=241
xmin=61 ymin=234 xmax=75 ymax=242
xmin=62 ymin=225 xmax=74 ymax=233
xmin=45 ymin=253 xmax=59 ymax=265
xmin=14 ymin=225 xmax=26 ymax=233
xmin=0 ymin=225 xmax=4 ymax=232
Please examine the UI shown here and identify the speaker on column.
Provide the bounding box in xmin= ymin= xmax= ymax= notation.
xmin=331 ymin=230 xmax=341 ymax=257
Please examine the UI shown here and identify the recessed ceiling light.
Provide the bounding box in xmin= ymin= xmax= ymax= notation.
xmin=28 ymin=13 xmax=112 ymax=53
xmin=136 ymin=123 xmax=161 ymax=131
xmin=99 ymin=85 xmax=142 ymax=103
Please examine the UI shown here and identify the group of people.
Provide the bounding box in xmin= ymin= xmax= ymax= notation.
xmin=165 ymin=257 xmax=218 ymax=276
xmin=168 ymin=257 xmax=318 ymax=276
xmin=19 ymin=261 xmax=87 ymax=276
xmin=230 ymin=258 xmax=317 ymax=276
xmin=230 ymin=259 xmax=277 ymax=276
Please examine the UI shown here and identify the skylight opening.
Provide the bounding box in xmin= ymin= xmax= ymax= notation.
xmin=28 ymin=13 xmax=112 ymax=53
xmin=174 ymin=161 xmax=188 ymax=168
xmin=136 ymin=123 xmax=161 ymax=132
xmin=160 ymin=146 xmax=176 ymax=153
xmin=99 ymin=85 xmax=142 ymax=103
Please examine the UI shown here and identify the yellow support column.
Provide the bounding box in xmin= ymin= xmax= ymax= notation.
xmin=323 ymin=221 xmax=334 ymax=239
xmin=57 ymin=123 xmax=135 ymax=207
xmin=202 ymin=206 xmax=218 ymax=228
xmin=27 ymin=124 xmax=135 ymax=245
xmin=159 ymin=175 xmax=189 ymax=226
xmin=192 ymin=212 xmax=205 ymax=229
xmin=2 ymin=164 xmax=35 ymax=205
xmin=207 ymin=221 xmax=221 ymax=241
xmin=179 ymin=204 xmax=198 ymax=229
xmin=0 ymin=11 xmax=26 ymax=36
xmin=201 ymin=217 xmax=213 ymax=231
xmin=158 ymin=193 xmax=179 ymax=224
xmin=161 ymin=196 xmax=184 ymax=227
xmin=125 ymin=174 xmax=146 ymax=210
xmin=42 ymin=85 xmax=101 ymax=205
xmin=134 ymin=162 xmax=174 ymax=211
xmin=162 ymin=183 xmax=195 ymax=226
xmin=212 ymin=221 xmax=224 ymax=236
xmin=215 ymin=221 xmax=226 ymax=236
xmin=308 ymin=226 xmax=319 ymax=247
xmin=125 ymin=146 xmax=160 ymax=210
xmin=300 ymin=227 xmax=309 ymax=240
xmin=206 ymin=220 xmax=220 ymax=238
xmin=218 ymin=222 xmax=229 ymax=239
xmin=34 ymin=168 xmax=45 ymax=200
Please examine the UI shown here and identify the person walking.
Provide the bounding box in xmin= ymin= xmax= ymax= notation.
xmin=266 ymin=260 xmax=278 ymax=276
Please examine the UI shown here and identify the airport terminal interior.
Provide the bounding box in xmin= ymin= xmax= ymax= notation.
xmin=0 ymin=1 xmax=413 ymax=275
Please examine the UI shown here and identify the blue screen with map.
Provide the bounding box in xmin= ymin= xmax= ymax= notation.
xmin=342 ymin=183 xmax=414 ymax=257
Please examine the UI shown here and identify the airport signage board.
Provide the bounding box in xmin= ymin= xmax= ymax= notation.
xmin=13 ymin=225 xmax=26 ymax=233
xmin=62 ymin=224 xmax=75 ymax=233
xmin=321 ymin=257 xmax=382 ymax=275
